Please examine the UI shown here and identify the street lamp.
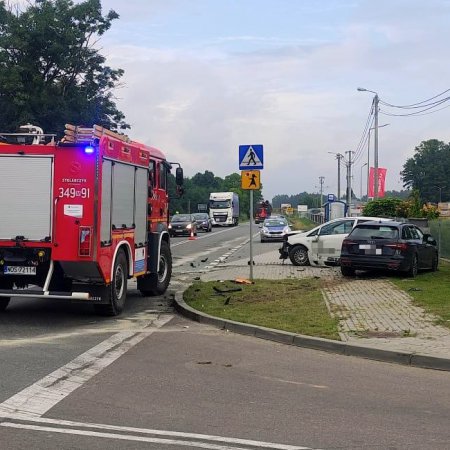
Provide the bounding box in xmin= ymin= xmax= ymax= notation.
xmin=360 ymin=163 xmax=367 ymax=200
xmin=367 ymin=123 xmax=389 ymax=199
xmin=358 ymin=87 xmax=380 ymax=198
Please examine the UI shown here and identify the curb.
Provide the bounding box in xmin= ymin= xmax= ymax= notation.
xmin=174 ymin=288 xmax=450 ymax=372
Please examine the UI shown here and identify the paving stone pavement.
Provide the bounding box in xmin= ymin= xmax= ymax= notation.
xmin=200 ymin=247 xmax=450 ymax=361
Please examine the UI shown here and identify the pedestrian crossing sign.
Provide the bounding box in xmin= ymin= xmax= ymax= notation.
xmin=239 ymin=145 xmax=263 ymax=170
xmin=241 ymin=170 xmax=260 ymax=190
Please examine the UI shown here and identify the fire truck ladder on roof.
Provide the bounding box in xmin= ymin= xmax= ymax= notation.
xmin=63 ymin=124 xmax=131 ymax=144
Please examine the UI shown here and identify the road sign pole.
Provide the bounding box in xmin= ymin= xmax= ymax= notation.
xmin=249 ymin=189 xmax=254 ymax=280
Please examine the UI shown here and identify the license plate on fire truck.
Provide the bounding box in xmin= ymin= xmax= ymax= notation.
xmin=4 ymin=266 xmax=36 ymax=275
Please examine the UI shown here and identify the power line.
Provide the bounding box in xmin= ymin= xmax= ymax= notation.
xmin=353 ymin=102 xmax=374 ymax=164
xmin=378 ymin=88 xmax=450 ymax=108
xmin=379 ymin=96 xmax=450 ymax=111
xmin=380 ymin=100 xmax=450 ymax=116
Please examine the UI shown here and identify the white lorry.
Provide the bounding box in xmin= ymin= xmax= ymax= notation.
xmin=209 ymin=192 xmax=239 ymax=226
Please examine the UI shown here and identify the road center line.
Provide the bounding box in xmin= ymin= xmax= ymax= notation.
xmin=0 ymin=418 xmax=312 ymax=450
xmin=0 ymin=315 xmax=173 ymax=419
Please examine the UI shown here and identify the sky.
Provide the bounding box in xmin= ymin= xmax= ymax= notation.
xmin=70 ymin=1 xmax=450 ymax=201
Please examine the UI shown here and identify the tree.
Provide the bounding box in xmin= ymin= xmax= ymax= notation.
xmin=168 ymin=170 xmax=262 ymax=219
xmin=0 ymin=0 xmax=128 ymax=134
xmin=401 ymin=140 xmax=450 ymax=203
xmin=272 ymin=192 xmax=321 ymax=209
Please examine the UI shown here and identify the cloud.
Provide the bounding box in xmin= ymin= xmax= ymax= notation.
xmin=102 ymin=0 xmax=450 ymax=201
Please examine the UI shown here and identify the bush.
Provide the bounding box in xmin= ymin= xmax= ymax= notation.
xmin=363 ymin=190 xmax=439 ymax=220
xmin=363 ymin=197 xmax=402 ymax=217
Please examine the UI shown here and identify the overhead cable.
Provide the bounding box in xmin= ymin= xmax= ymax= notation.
xmin=379 ymin=88 xmax=450 ymax=109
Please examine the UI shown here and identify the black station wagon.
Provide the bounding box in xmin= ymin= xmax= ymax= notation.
xmin=340 ymin=221 xmax=438 ymax=277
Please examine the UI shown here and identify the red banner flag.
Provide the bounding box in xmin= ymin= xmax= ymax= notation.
xmin=368 ymin=167 xmax=387 ymax=198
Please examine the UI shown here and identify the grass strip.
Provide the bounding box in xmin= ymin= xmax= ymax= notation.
xmin=184 ymin=278 xmax=340 ymax=340
xmin=391 ymin=260 xmax=450 ymax=328
xmin=288 ymin=216 xmax=316 ymax=231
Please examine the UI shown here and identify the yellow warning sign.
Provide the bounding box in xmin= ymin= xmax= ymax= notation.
xmin=241 ymin=170 xmax=260 ymax=190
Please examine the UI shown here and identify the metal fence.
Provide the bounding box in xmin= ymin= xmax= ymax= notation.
xmin=429 ymin=219 xmax=450 ymax=259
xmin=306 ymin=212 xmax=325 ymax=224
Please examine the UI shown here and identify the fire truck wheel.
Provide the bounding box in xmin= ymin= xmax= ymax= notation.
xmin=95 ymin=249 xmax=128 ymax=316
xmin=139 ymin=240 xmax=172 ymax=296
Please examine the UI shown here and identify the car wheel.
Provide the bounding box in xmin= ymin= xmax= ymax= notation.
xmin=289 ymin=245 xmax=309 ymax=266
xmin=407 ymin=254 xmax=418 ymax=278
xmin=341 ymin=266 xmax=355 ymax=277
xmin=0 ymin=298 xmax=10 ymax=312
xmin=432 ymin=252 xmax=439 ymax=271
xmin=0 ymin=279 xmax=12 ymax=312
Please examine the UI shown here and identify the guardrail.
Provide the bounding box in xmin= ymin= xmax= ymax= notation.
xmin=306 ymin=212 xmax=325 ymax=224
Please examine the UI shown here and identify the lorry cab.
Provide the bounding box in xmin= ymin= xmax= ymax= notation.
xmin=208 ymin=192 xmax=239 ymax=226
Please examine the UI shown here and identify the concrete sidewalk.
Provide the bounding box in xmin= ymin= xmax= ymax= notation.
xmin=176 ymin=247 xmax=450 ymax=371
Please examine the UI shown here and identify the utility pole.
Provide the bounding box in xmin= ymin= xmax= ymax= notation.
xmin=360 ymin=163 xmax=368 ymax=199
xmin=336 ymin=153 xmax=343 ymax=200
xmin=328 ymin=152 xmax=344 ymax=200
xmin=345 ymin=151 xmax=354 ymax=215
xmin=358 ymin=88 xmax=386 ymax=200
xmin=319 ymin=176 xmax=325 ymax=207
xmin=373 ymin=94 xmax=379 ymax=199
xmin=367 ymin=129 xmax=371 ymax=199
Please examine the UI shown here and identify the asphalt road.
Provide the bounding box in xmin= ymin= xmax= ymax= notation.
xmin=1 ymin=223 xmax=449 ymax=449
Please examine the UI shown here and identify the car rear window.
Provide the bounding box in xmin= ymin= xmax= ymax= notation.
xmin=350 ymin=225 xmax=399 ymax=239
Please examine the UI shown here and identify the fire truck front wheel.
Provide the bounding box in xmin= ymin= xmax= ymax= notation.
xmin=95 ymin=249 xmax=128 ymax=316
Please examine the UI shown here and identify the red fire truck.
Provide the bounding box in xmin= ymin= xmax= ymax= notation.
xmin=254 ymin=200 xmax=272 ymax=224
xmin=0 ymin=124 xmax=183 ymax=315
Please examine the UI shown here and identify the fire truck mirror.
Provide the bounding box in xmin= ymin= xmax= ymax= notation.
xmin=175 ymin=167 xmax=184 ymax=185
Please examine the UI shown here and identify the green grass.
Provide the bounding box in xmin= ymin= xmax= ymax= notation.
xmin=391 ymin=260 xmax=450 ymax=328
xmin=288 ymin=216 xmax=316 ymax=231
xmin=184 ymin=278 xmax=340 ymax=340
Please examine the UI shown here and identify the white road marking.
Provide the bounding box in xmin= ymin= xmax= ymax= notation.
xmin=0 ymin=417 xmax=312 ymax=450
xmin=0 ymin=315 xmax=173 ymax=419
xmin=171 ymin=226 xmax=242 ymax=247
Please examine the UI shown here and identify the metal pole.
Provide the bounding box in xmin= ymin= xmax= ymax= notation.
xmin=360 ymin=163 xmax=367 ymax=200
xmin=374 ymin=94 xmax=379 ymax=199
xmin=367 ymin=129 xmax=371 ymax=199
xmin=336 ymin=154 xmax=343 ymax=200
xmin=438 ymin=219 xmax=442 ymax=257
xmin=249 ymin=189 xmax=254 ymax=281
xmin=319 ymin=176 xmax=325 ymax=207
xmin=345 ymin=151 xmax=353 ymax=216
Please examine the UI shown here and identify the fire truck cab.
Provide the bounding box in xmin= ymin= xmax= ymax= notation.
xmin=0 ymin=124 xmax=183 ymax=315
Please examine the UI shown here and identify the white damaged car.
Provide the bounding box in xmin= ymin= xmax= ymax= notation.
xmin=279 ymin=216 xmax=394 ymax=267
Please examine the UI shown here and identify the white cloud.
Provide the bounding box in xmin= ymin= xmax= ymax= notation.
xmin=101 ymin=0 xmax=450 ymax=201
